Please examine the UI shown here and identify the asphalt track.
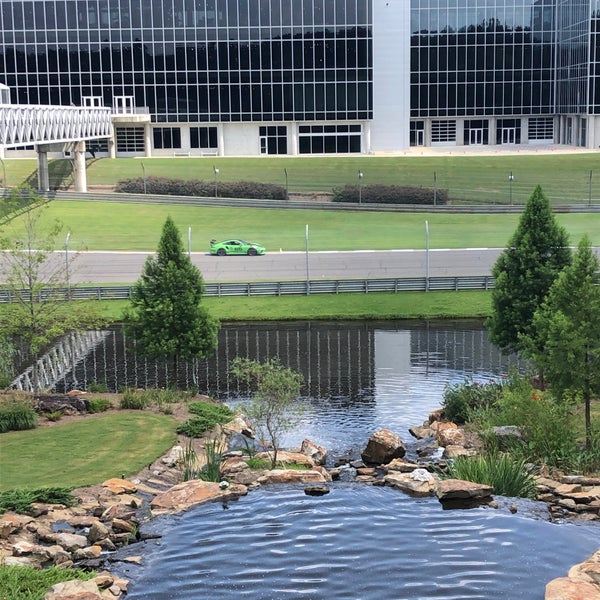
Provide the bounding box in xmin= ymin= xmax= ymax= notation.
xmin=68 ymin=248 xmax=505 ymax=284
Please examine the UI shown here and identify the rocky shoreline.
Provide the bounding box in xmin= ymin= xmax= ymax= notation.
xmin=2 ymin=404 xmax=600 ymax=599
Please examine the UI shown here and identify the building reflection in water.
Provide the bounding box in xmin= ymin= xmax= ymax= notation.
xmin=55 ymin=320 xmax=521 ymax=400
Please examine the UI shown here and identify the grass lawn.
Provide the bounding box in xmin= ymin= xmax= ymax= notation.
xmin=95 ymin=290 xmax=493 ymax=323
xmin=4 ymin=152 xmax=600 ymax=204
xmin=4 ymin=200 xmax=597 ymax=253
xmin=0 ymin=412 xmax=177 ymax=491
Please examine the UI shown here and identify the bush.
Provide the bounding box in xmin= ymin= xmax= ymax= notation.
xmin=0 ymin=565 xmax=96 ymax=600
xmin=0 ymin=401 xmax=38 ymax=432
xmin=115 ymin=176 xmax=287 ymax=200
xmin=88 ymin=397 xmax=112 ymax=413
xmin=442 ymin=379 xmax=504 ymax=424
xmin=87 ymin=382 xmax=109 ymax=393
xmin=0 ymin=487 xmax=75 ymax=515
xmin=45 ymin=410 xmax=63 ymax=422
xmin=332 ymin=184 xmax=449 ymax=205
xmin=120 ymin=389 xmax=151 ymax=410
xmin=446 ymin=453 xmax=538 ymax=498
xmin=177 ymin=401 xmax=235 ymax=438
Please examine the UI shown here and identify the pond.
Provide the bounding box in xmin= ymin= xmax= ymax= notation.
xmin=58 ymin=320 xmax=599 ymax=599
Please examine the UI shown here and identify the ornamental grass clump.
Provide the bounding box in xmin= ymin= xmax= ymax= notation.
xmin=446 ymin=454 xmax=538 ymax=499
xmin=0 ymin=400 xmax=37 ymax=432
xmin=0 ymin=487 xmax=75 ymax=515
xmin=177 ymin=401 xmax=235 ymax=438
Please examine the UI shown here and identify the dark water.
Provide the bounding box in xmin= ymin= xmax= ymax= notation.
xmin=91 ymin=320 xmax=598 ymax=600
xmin=119 ymin=486 xmax=599 ymax=600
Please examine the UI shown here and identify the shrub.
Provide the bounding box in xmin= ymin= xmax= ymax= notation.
xmin=0 ymin=565 xmax=96 ymax=600
xmin=45 ymin=410 xmax=63 ymax=422
xmin=177 ymin=401 xmax=235 ymax=438
xmin=120 ymin=389 xmax=151 ymax=410
xmin=442 ymin=379 xmax=504 ymax=424
xmin=332 ymin=184 xmax=449 ymax=205
xmin=0 ymin=487 xmax=75 ymax=515
xmin=115 ymin=176 xmax=287 ymax=200
xmin=87 ymin=382 xmax=109 ymax=393
xmin=88 ymin=397 xmax=112 ymax=413
xmin=446 ymin=453 xmax=538 ymax=499
xmin=0 ymin=401 xmax=38 ymax=432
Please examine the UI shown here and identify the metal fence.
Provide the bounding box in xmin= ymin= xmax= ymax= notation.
xmin=0 ymin=276 xmax=495 ymax=303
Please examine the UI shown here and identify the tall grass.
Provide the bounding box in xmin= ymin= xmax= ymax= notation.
xmin=0 ymin=400 xmax=37 ymax=432
xmin=446 ymin=454 xmax=538 ymax=499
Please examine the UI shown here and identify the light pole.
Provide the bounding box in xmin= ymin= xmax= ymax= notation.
xmin=188 ymin=226 xmax=192 ymax=258
xmin=433 ymin=171 xmax=437 ymax=206
xmin=508 ymin=171 xmax=514 ymax=205
xmin=0 ymin=158 xmax=6 ymax=188
xmin=358 ymin=170 xmax=363 ymax=204
xmin=213 ymin=166 xmax=219 ymax=198
xmin=284 ymin=168 xmax=289 ymax=200
xmin=65 ymin=231 xmax=71 ymax=296
xmin=305 ymin=224 xmax=310 ymax=295
xmin=141 ymin=161 xmax=147 ymax=194
xmin=425 ymin=220 xmax=430 ymax=292
xmin=589 ymin=170 xmax=593 ymax=206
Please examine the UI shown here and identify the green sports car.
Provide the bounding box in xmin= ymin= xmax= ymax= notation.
xmin=209 ymin=239 xmax=266 ymax=256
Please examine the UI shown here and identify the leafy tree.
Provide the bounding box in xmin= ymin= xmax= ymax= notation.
xmin=124 ymin=216 xmax=219 ymax=374
xmin=230 ymin=357 xmax=304 ymax=469
xmin=523 ymin=235 xmax=600 ymax=448
xmin=487 ymin=185 xmax=571 ymax=354
xmin=0 ymin=188 xmax=105 ymax=390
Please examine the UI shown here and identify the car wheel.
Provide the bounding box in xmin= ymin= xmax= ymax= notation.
xmin=217 ymin=248 xmax=227 ymax=256
xmin=247 ymin=248 xmax=257 ymax=256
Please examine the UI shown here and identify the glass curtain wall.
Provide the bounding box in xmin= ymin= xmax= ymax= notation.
xmin=0 ymin=0 xmax=372 ymax=123
xmin=410 ymin=0 xmax=557 ymax=118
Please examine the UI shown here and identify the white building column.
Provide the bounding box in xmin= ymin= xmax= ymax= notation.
xmin=218 ymin=124 xmax=225 ymax=156
xmin=290 ymin=123 xmax=298 ymax=155
xmin=72 ymin=141 xmax=87 ymax=193
xmin=36 ymin=149 xmax=50 ymax=191
xmin=144 ymin=123 xmax=152 ymax=157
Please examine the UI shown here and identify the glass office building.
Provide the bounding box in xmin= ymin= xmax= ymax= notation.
xmin=0 ymin=0 xmax=598 ymax=156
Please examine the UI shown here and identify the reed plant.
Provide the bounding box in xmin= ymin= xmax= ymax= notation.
xmin=446 ymin=453 xmax=538 ymax=499
xmin=199 ymin=438 xmax=225 ymax=482
xmin=180 ymin=438 xmax=200 ymax=481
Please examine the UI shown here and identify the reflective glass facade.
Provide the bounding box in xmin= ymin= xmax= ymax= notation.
xmin=2 ymin=0 xmax=600 ymax=154
xmin=0 ymin=0 xmax=372 ymax=122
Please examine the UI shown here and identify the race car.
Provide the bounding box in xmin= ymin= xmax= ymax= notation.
xmin=209 ymin=239 xmax=266 ymax=256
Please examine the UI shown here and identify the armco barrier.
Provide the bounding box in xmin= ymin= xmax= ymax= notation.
xmin=0 ymin=276 xmax=495 ymax=302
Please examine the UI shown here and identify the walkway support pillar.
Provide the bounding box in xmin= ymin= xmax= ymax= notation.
xmin=36 ymin=149 xmax=50 ymax=191
xmin=72 ymin=141 xmax=87 ymax=192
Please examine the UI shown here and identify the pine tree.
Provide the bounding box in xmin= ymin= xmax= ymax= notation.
xmin=124 ymin=216 xmax=219 ymax=372
xmin=524 ymin=235 xmax=600 ymax=448
xmin=487 ymin=185 xmax=571 ymax=354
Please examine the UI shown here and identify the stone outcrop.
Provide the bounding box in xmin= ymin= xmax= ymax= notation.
xmin=150 ymin=480 xmax=248 ymax=513
xmin=545 ymin=550 xmax=600 ymax=599
xmin=361 ymin=429 xmax=406 ymax=464
xmin=536 ymin=476 xmax=600 ymax=521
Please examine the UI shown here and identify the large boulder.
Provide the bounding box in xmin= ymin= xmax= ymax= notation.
xmin=385 ymin=469 xmax=438 ymax=497
xmin=361 ymin=429 xmax=406 ymax=465
xmin=256 ymin=470 xmax=328 ymax=485
xmin=151 ymin=480 xmax=248 ymax=513
xmin=545 ymin=577 xmax=600 ymax=599
xmin=436 ymin=479 xmax=494 ymax=509
xmin=300 ymin=439 xmax=327 ymax=465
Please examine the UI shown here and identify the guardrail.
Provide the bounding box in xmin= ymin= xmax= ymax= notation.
xmin=0 ymin=276 xmax=495 ymax=303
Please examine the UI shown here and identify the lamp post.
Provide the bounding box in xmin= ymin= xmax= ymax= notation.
xmin=188 ymin=226 xmax=192 ymax=258
xmin=589 ymin=170 xmax=593 ymax=206
xmin=213 ymin=166 xmax=219 ymax=198
xmin=508 ymin=171 xmax=514 ymax=205
xmin=65 ymin=231 xmax=71 ymax=296
xmin=284 ymin=167 xmax=289 ymax=200
xmin=141 ymin=161 xmax=147 ymax=194
xmin=0 ymin=158 xmax=6 ymax=188
xmin=358 ymin=170 xmax=363 ymax=204
xmin=433 ymin=171 xmax=437 ymax=206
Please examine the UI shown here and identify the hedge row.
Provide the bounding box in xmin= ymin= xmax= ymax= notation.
xmin=332 ymin=184 xmax=449 ymax=205
xmin=115 ymin=176 xmax=287 ymax=200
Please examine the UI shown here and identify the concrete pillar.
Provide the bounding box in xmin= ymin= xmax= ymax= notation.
xmin=109 ymin=123 xmax=116 ymax=158
xmin=73 ymin=141 xmax=87 ymax=193
xmin=144 ymin=123 xmax=152 ymax=157
xmin=364 ymin=122 xmax=371 ymax=154
xmin=218 ymin=124 xmax=225 ymax=156
xmin=37 ymin=150 xmax=50 ymax=191
xmin=290 ymin=123 xmax=298 ymax=155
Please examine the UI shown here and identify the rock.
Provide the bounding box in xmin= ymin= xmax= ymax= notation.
xmin=87 ymin=521 xmax=110 ymax=544
xmin=44 ymin=579 xmax=105 ymax=599
xmin=300 ymin=439 xmax=327 ymax=465
xmin=428 ymin=408 xmax=445 ymax=423
xmin=256 ymin=470 xmax=327 ymax=485
xmin=37 ymin=394 xmax=90 ymax=415
xmin=72 ymin=545 xmax=102 ymax=560
xmin=385 ymin=458 xmax=421 ymax=473
xmin=545 ymin=576 xmax=600 ymax=599
xmin=256 ymin=450 xmax=315 ymax=468
xmin=55 ymin=532 xmax=88 ymax=552
xmin=409 ymin=425 xmax=433 ymax=440
xmin=487 ymin=426 xmax=525 ymax=450
xmin=443 ymin=445 xmax=477 ymax=459
xmin=437 ymin=426 xmax=465 ymax=447
xmin=150 ymin=480 xmax=247 ymax=513
xmin=161 ymin=445 xmax=183 ymax=468
xmin=436 ymin=479 xmax=494 ymax=508
xmin=361 ymin=429 xmax=406 ymax=465
xmin=111 ymin=518 xmax=137 ymax=534
xmin=102 ymin=479 xmax=137 ymax=495
xmin=384 ymin=470 xmax=438 ymax=497
xmin=304 ymin=485 xmax=330 ymax=496
xmin=0 ymin=513 xmax=24 ymax=538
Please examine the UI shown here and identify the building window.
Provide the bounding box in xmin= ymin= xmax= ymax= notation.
xmin=464 ymin=120 xmax=489 ymax=145
xmin=431 ymin=120 xmax=456 ymax=144
xmin=497 ymin=119 xmax=521 ymax=145
xmin=115 ymin=127 xmax=145 ymax=153
xmin=528 ymin=117 xmax=555 ymax=141
xmin=190 ymin=127 xmax=218 ymax=149
xmin=259 ymin=126 xmax=287 ymax=155
xmin=410 ymin=121 xmax=425 ymax=146
xmin=153 ymin=127 xmax=181 ymax=150
xmin=298 ymin=124 xmax=362 ymax=154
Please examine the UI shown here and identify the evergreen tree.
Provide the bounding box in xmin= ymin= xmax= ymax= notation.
xmin=523 ymin=235 xmax=600 ymax=448
xmin=487 ymin=185 xmax=571 ymax=354
xmin=124 ymin=216 xmax=219 ymax=371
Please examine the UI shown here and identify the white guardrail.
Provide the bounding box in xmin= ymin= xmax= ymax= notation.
xmin=0 ymin=276 xmax=495 ymax=302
